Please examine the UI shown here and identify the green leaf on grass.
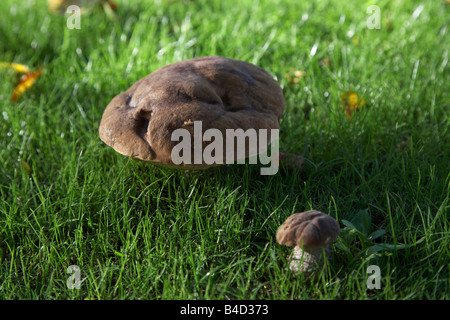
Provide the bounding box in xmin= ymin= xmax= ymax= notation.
xmin=350 ymin=209 xmax=372 ymax=236
xmin=366 ymin=237 xmax=425 ymax=256
xmin=368 ymin=229 xmax=387 ymax=241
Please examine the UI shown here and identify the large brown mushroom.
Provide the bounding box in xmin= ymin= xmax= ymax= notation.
xmin=99 ymin=56 xmax=304 ymax=173
xmin=277 ymin=210 xmax=340 ymax=273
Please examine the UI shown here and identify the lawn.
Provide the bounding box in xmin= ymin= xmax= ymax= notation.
xmin=0 ymin=0 xmax=449 ymax=300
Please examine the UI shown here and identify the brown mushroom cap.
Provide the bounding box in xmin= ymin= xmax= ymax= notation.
xmin=276 ymin=210 xmax=340 ymax=250
xmin=99 ymin=56 xmax=285 ymax=168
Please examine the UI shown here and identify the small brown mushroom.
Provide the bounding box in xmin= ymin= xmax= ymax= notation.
xmin=278 ymin=152 xmax=305 ymax=172
xmin=99 ymin=56 xmax=285 ymax=171
xmin=276 ymin=210 xmax=340 ymax=273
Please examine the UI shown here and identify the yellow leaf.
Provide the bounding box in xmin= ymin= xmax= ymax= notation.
xmin=0 ymin=62 xmax=30 ymax=73
xmin=341 ymin=90 xmax=366 ymax=119
xmin=12 ymin=70 xmax=42 ymax=102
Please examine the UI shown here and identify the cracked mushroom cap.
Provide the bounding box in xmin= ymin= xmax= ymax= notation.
xmin=276 ymin=210 xmax=340 ymax=250
xmin=99 ymin=56 xmax=285 ymax=169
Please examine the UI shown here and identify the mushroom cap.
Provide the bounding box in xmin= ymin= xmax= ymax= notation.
xmin=99 ymin=56 xmax=285 ymax=169
xmin=276 ymin=210 xmax=340 ymax=249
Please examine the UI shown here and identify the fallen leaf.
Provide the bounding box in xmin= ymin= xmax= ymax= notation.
xmin=341 ymin=90 xmax=366 ymax=119
xmin=48 ymin=0 xmax=96 ymax=13
xmin=47 ymin=0 xmax=118 ymax=17
xmin=1 ymin=62 xmax=43 ymax=102
xmin=0 ymin=62 xmax=30 ymax=73
xmin=285 ymin=68 xmax=306 ymax=84
xmin=11 ymin=69 xmax=42 ymax=102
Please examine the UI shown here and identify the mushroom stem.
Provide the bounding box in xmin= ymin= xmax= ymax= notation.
xmin=276 ymin=210 xmax=340 ymax=275
xmin=288 ymin=245 xmax=332 ymax=273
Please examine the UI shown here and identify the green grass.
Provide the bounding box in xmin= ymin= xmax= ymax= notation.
xmin=0 ymin=0 xmax=449 ymax=300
